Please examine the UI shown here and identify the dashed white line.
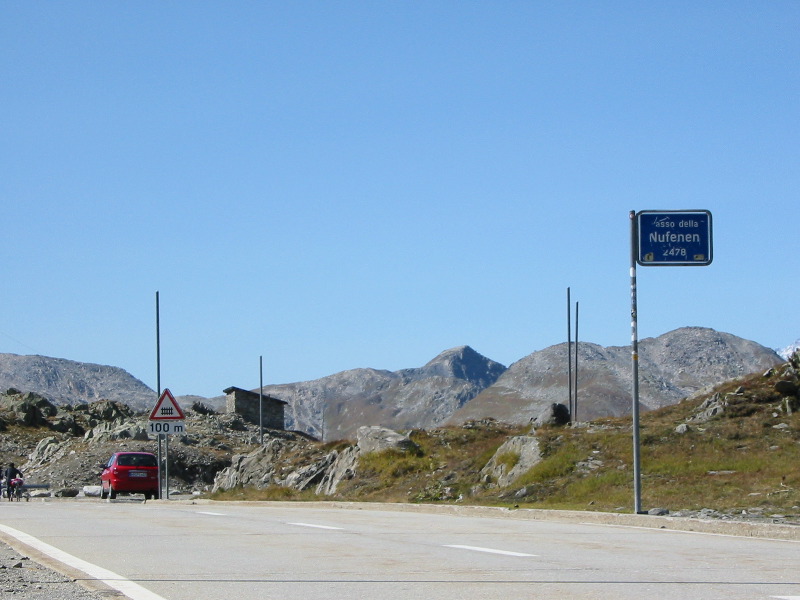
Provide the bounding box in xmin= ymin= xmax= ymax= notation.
xmin=196 ymin=511 xmax=226 ymax=516
xmin=287 ymin=522 xmax=344 ymax=530
xmin=444 ymin=544 xmax=536 ymax=557
xmin=0 ymin=523 xmax=167 ymax=600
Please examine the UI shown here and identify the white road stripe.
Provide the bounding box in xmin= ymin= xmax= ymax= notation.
xmin=0 ymin=523 xmax=167 ymax=600
xmin=771 ymin=596 xmax=800 ymax=599
xmin=444 ymin=544 xmax=536 ymax=557
xmin=196 ymin=511 xmax=226 ymax=516
xmin=287 ymin=522 xmax=344 ymax=530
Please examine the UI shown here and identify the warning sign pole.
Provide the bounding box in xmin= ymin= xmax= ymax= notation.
xmin=156 ymin=292 xmax=162 ymax=499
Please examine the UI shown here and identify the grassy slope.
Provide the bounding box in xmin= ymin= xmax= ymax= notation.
xmin=212 ymin=362 xmax=800 ymax=518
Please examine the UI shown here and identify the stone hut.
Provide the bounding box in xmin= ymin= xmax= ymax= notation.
xmin=223 ymin=386 xmax=286 ymax=430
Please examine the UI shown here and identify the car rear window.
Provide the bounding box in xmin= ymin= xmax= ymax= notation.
xmin=117 ymin=454 xmax=158 ymax=467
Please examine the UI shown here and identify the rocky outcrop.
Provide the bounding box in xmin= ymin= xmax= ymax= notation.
xmin=84 ymin=420 xmax=149 ymax=443
xmin=0 ymin=390 xmax=58 ymax=427
xmin=212 ymin=426 xmax=422 ymax=496
xmin=26 ymin=436 xmax=72 ymax=471
xmin=480 ymin=435 xmax=542 ymax=488
xmin=356 ymin=426 xmax=417 ymax=454
xmin=316 ymin=447 xmax=359 ymax=495
xmin=212 ymin=437 xmax=298 ymax=491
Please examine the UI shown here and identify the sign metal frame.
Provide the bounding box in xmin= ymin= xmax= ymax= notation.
xmin=629 ymin=209 xmax=713 ymax=514
xmin=149 ymin=388 xmax=186 ymax=421
xmin=636 ymin=210 xmax=713 ymax=267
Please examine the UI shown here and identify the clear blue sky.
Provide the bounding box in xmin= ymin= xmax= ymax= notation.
xmin=2 ymin=2 xmax=798 ymax=398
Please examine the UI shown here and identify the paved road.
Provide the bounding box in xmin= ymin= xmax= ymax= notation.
xmin=1 ymin=499 xmax=799 ymax=600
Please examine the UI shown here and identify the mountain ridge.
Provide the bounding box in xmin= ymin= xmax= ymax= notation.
xmin=450 ymin=327 xmax=782 ymax=425
xmin=0 ymin=353 xmax=155 ymax=410
xmin=0 ymin=328 xmax=786 ymax=439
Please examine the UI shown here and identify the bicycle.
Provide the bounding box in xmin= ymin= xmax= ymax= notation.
xmin=8 ymin=478 xmax=24 ymax=501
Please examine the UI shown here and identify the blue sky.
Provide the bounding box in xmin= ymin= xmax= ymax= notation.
xmin=2 ymin=2 xmax=798 ymax=398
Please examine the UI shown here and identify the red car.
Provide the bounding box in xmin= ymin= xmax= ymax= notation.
xmin=100 ymin=452 xmax=159 ymax=500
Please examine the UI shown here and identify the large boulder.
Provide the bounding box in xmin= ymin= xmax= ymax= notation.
xmin=0 ymin=391 xmax=58 ymax=426
xmin=531 ymin=403 xmax=570 ymax=428
xmin=356 ymin=426 xmax=417 ymax=454
xmin=75 ymin=400 xmax=134 ymax=427
xmin=84 ymin=420 xmax=149 ymax=443
xmin=480 ymin=435 xmax=542 ymax=488
xmin=316 ymin=447 xmax=360 ymax=495
xmin=212 ymin=438 xmax=292 ymax=491
xmin=284 ymin=453 xmax=338 ymax=491
xmin=26 ymin=436 xmax=72 ymax=471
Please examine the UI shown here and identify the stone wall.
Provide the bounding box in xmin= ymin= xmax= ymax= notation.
xmin=224 ymin=387 xmax=285 ymax=429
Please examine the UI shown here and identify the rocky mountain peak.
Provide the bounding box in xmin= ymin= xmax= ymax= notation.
xmin=415 ymin=345 xmax=506 ymax=386
xmin=450 ymin=327 xmax=782 ymax=425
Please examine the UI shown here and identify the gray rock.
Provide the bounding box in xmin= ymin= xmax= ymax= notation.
xmin=284 ymin=454 xmax=336 ymax=491
xmin=316 ymin=447 xmax=360 ymax=495
xmin=356 ymin=426 xmax=417 ymax=454
xmin=83 ymin=485 xmax=103 ymax=497
xmin=480 ymin=435 xmax=542 ymax=488
xmin=531 ymin=403 xmax=570 ymax=428
xmin=690 ymin=393 xmax=726 ymax=422
xmin=212 ymin=438 xmax=289 ymax=491
xmin=84 ymin=420 xmax=149 ymax=443
xmin=26 ymin=436 xmax=71 ymax=470
xmin=775 ymin=380 xmax=799 ymax=396
xmin=0 ymin=391 xmax=58 ymax=426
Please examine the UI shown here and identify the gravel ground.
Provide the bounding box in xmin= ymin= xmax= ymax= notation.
xmin=0 ymin=541 xmax=108 ymax=599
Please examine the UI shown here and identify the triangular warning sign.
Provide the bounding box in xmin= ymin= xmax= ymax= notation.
xmin=149 ymin=388 xmax=185 ymax=420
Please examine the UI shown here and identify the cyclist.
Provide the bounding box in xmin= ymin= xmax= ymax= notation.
xmin=5 ymin=463 xmax=23 ymax=500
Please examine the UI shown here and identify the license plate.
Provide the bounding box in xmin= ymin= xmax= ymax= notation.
xmin=130 ymin=471 xmax=148 ymax=478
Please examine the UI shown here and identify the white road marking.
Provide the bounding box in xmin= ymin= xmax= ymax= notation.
xmin=444 ymin=544 xmax=536 ymax=557
xmin=287 ymin=522 xmax=344 ymax=530
xmin=196 ymin=511 xmax=226 ymax=516
xmin=0 ymin=523 xmax=167 ymax=600
xmin=771 ymin=596 xmax=800 ymax=599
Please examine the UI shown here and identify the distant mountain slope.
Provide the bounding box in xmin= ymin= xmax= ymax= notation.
xmin=779 ymin=339 xmax=800 ymax=360
xmin=0 ymin=328 xmax=786 ymax=438
xmin=0 ymin=353 xmax=156 ymax=411
xmin=261 ymin=345 xmax=506 ymax=439
xmin=449 ymin=327 xmax=782 ymax=425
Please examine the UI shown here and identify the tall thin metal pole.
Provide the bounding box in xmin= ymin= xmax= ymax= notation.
xmin=630 ymin=210 xmax=643 ymax=514
xmin=164 ymin=426 xmax=169 ymax=500
xmin=156 ymin=292 xmax=161 ymax=395
xmin=156 ymin=292 xmax=162 ymax=500
xmin=574 ymin=301 xmax=579 ymax=424
xmin=567 ymin=288 xmax=573 ymax=423
xmin=259 ymin=355 xmax=264 ymax=445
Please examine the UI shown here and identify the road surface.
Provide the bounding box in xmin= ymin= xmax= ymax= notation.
xmin=1 ymin=499 xmax=799 ymax=600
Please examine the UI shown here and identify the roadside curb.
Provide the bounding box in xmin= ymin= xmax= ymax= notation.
xmin=186 ymin=499 xmax=800 ymax=542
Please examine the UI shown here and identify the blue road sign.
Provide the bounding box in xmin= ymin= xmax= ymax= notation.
xmin=636 ymin=210 xmax=713 ymax=266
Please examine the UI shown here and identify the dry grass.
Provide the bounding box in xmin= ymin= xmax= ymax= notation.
xmin=208 ymin=366 xmax=800 ymax=518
